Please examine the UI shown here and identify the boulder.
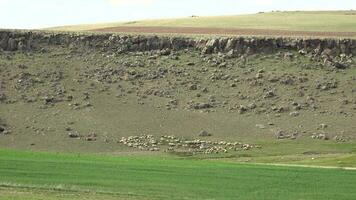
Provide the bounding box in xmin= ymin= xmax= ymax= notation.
xmin=226 ymin=49 xmax=238 ymax=58
xmin=7 ymin=38 xmax=18 ymax=51
xmin=289 ymin=111 xmax=300 ymax=117
xmin=311 ymin=133 xmax=329 ymax=140
xmin=283 ymin=52 xmax=294 ymax=60
xmin=202 ymin=39 xmax=219 ymax=54
xmin=0 ymin=34 xmax=9 ymax=50
xmin=0 ymin=125 xmax=5 ymax=133
xmin=198 ymin=130 xmax=212 ymax=137
xmin=225 ymin=38 xmax=236 ymax=51
xmin=192 ymin=102 xmax=212 ymax=110
xmin=68 ymin=132 xmax=80 ymax=138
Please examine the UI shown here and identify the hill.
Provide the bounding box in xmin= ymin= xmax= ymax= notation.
xmin=48 ymin=11 xmax=356 ymax=37
xmin=1 ymin=30 xmax=356 ymax=165
xmin=1 ymin=28 xmax=356 ymax=199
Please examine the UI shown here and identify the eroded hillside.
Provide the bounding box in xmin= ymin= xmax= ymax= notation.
xmin=0 ymin=31 xmax=355 ymax=161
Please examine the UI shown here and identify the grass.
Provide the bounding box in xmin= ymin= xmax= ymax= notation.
xmin=49 ymin=11 xmax=356 ymax=32
xmin=1 ymin=149 xmax=356 ymax=200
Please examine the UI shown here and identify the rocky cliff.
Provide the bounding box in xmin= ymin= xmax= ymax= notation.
xmin=1 ymin=30 xmax=355 ymax=57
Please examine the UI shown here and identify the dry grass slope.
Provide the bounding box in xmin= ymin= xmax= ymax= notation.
xmin=48 ymin=11 xmax=356 ymax=37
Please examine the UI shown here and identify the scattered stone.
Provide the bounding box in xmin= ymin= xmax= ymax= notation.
xmin=43 ymin=96 xmax=55 ymax=104
xmin=68 ymin=132 xmax=80 ymax=138
xmin=289 ymin=111 xmax=300 ymax=117
xmin=168 ymin=99 xmax=178 ymax=106
xmin=0 ymin=93 xmax=6 ymax=102
xmin=201 ymin=87 xmax=208 ymax=93
xmin=333 ymin=61 xmax=347 ymax=69
xmin=226 ymin=49 xmax=237 ymax=58
xmin=284 ymin=52 xmax=294 ymax=60
xmin=219 ymin=62 xmax=227 ymax=68
xmin=1 ymin=32 xmax=355 ymax=157
xmin=275 ymin=130 xmax=287 ymax=139
xmin=311 ymin=133 xmax=329 ymax=140
xmin=0 ymin=125 xmax=5 ymax=133
xmin=158 ymin=48 xmax=171 ymax=56
xmin=272 ymin=106 xmax=288 ymax=113
xmin=187 ymin=62 xmax=195 ymax=66
xmin=198 ymin=130 xmax=212 ymax=137
xmin=190 ymin=102 xmax=213 ymax=110
xmin=255 ymin=124 xmax=266 ymax=129
xmin=333 ymin=135 xmax=350 ymax=143
xmin=298 ymin=49 xmax=307 ymax=55
xmin=238 ymin=105 xmax=248 ymax=114
xmin=264 ymin=90 xmax=276 ymax=98
xmin=280 ymin=76 xmax=295 ymax=85
xmin=18 ymin=64 xmax=27 ymax=69
xmin=255 ymin=73 xmax=263 ymax=79
xmin=316 ymin=79 xmax=338 ymax=91
xmin=0 ymin=123 xmax=10 ymax=135
xmin=275 ymin=130 xmax=298 ymax=140
xmin=189 ymin=84 xmax=198 ymax=90
xmin=319 ymin=124 xmax=328 ymax=129
xmin=85 ymin=133 xmax=97 ymax=141
xmin=247 ymin=103 xmax=257 ymax=109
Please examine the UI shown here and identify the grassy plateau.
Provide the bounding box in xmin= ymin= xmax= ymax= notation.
xmin=49 ymin=11 xmax=356 ymax=33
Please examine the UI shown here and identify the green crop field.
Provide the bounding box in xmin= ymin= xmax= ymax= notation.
xmin=49 ymin=11 xmax=356 ymax=33
xmin=1 ymin=149 xmax=356 ymax=200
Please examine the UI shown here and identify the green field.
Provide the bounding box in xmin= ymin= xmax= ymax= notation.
xmin=0 ymin=149 xmax=356 ymax=200
xmin=49 ymin=11 xmax=356 ymax=32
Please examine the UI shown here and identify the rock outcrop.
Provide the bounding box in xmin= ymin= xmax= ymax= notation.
xmin=0 ymin=30 xmax=355 ymax=56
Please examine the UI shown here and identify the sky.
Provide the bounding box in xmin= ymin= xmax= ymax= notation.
xmin=0 ymin=0 xmax=355 ymax=29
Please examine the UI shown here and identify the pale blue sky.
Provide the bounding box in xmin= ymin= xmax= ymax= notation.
xmin=0 ymin=0 xmax=355 ymax=29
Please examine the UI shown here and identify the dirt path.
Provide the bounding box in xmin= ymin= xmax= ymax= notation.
xmin=92 ymin=26 xmax=356 ymax=38
xmin=252 ymin=163 xmax=356 ymax=171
